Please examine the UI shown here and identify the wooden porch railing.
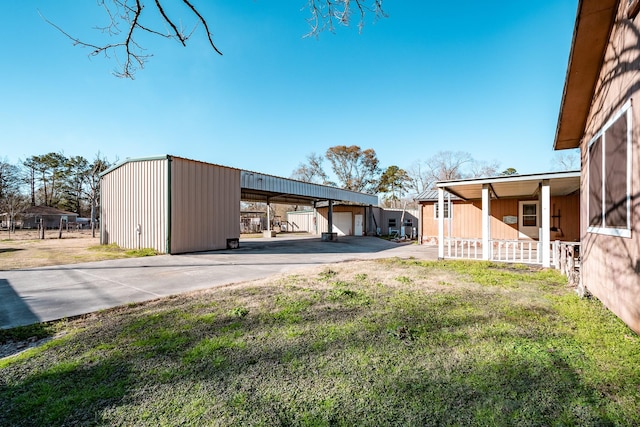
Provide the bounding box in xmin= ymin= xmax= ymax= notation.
xmin=552 ymin=240 xmax=583 ymax=295
xmin=445 ymin=238 xmax=483 ymax=260
xmin=443 ymin=238 xmax=541 ymax=264
xmin=442 ymin=238 xmax=583 ymax=294
xmin=491 ymin=240 xmax=541 ymax=264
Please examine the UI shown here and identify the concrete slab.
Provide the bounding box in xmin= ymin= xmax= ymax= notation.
xmin=0 ymin=236 xmax=437 ymax=329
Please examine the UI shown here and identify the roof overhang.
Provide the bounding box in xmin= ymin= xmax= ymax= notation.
xmin=554 ymin=0 xmax=619 ymax=150
xmin=241 ymin=170 xmax=378 ymax=206
xmin=435 ymin=171 xmax=580 ymax=201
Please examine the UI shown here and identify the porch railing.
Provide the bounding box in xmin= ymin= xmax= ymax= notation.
xmin=445 ymin=238 xmax=483 ymax=260
xmin=443 ymin=238 xmax=541 ymax=264
xmin=442 ymin=237 xmax=583 ymax=294
xmin=551 ymin=240 xmax=583 ymax=294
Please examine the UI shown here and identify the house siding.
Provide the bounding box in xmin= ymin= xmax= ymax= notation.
xmin=420 ymin=195 xmax=580 ymax=243
xmin=579 ymin=3 xmax=640 ymax=333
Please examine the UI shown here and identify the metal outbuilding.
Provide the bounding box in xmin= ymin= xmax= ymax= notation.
xmin=100 ymin=155 xmax=378 ymax=254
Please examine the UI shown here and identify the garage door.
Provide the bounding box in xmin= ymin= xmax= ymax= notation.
xmin=332 ymin=212 xmax=352 ymax=236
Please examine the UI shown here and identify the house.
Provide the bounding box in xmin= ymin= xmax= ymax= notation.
xmin=20 ymin=206 xmax=79 ymax=229
xmin=554 ymin=0 xmax=640 ymax=332
xmin=416 ymin=171 xmax=580 ymax=266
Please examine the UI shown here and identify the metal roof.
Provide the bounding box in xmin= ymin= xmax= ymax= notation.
xmin=435 ymin=171 xmax=581 ymax=201
xmin=414 ymin=189 xmax=461 ymax=202
xmin=101 ymin=155 xmax=378 ymax=206
xmin=240 ymin=170 xmax=378 ymax=206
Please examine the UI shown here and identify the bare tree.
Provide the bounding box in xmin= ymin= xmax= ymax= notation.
xmin=44 ymin=0 xmax=386 ymax=79
xmin=425 ymin=151 xmax=473 ymax=182
xmin=552 ymin=150 xmax=580 ymax=171
xmin=406 ymin=160 xmax=431 ymax=196
xmin=468 ymin=159 xmax=501 ymax=178
xmin=85 ymin=154 xmax=111 ymax=237
xmin=306 ymin=0 xmax=387 ymax=36
xmin=407 ymin=152 xmax=501 ymax=194
xmin=0 ymin=160 xmax=27 ymax=236
xmin=291 ymin=153 xmax=333 ymax=185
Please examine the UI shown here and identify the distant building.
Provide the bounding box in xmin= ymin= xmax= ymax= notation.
xmin=20 ymin=206 xmax=79 ymax=229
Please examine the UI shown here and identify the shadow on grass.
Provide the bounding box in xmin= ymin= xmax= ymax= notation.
xmin=0 ymin=248 xmax=23 ymax=254
xmin=0 ymin=282 xmax=627 ymax=425
xmin=0 ymin=355 xmax=132 ymax=425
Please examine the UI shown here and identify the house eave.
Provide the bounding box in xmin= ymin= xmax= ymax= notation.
xmin=553 ymin=0 xmax=619 ymax=151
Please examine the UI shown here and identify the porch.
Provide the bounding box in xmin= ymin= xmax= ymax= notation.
xmin=434 ymin=171 xmax=581 ymax=277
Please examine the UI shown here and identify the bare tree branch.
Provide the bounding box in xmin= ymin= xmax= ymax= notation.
xmin=43 ymin=0 xmax=384 ymax=78
xmin=41 ymin=0 xmax=223 ymax=79
xmin=182 ymin=0 xmax=223 ymax=55
xmin=305 ymin=0 xmax=387 ymax=38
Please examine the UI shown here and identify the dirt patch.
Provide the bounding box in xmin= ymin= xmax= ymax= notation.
xmin=0 ymin=229 xmax=102 ymax=270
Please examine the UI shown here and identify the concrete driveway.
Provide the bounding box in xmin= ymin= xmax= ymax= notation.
xmin=0 ymin=235 xmax=438 ymax=329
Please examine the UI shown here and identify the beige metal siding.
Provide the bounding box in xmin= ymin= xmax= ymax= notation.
xmin=286 ymin=211 xmax=316 ymax=233
xmin=316 ymin=206 xmax=366 ymax=235
xmin=101 ymin=158 xmax=168 ymax=253
xmin=170 ymin=158 xmax=240 ymax=254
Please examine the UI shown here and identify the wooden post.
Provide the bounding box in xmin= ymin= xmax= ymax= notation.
xmin=40 ymin=218 xmax=45 ymax=239
xmin=481 ymin=184 xmax=491 ymax=260
xmin=59 ymin=217 xmax=63 ymax=239
xmin=541 ymin=180 xmax=551 ymax=268
xmin=438 ymin=188 xmax=444 ymax=259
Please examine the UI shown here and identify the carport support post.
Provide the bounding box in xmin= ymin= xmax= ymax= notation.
xmin=266 ymin=200 xmax=270 ymax=232
xmin=327 ymin=199 xmax=333 ymax=234
xmin=482 ymin=184 xmax=491 ymax=260
xmin=438 ymin=188 xmax=445 ymax=259
xmin=541 ymin=180 xmax=551 ymax=268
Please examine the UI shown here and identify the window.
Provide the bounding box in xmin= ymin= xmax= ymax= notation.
xmin=521 ymin=203 xmax=537 ymax=227
xmin=403 ymin=218 xmax=413 ymax=227
xmin=587 ymin=100 xmax=632 ymax=238
xmin=434 ymin=202 xmax=452 ymax=219
xmin=388 ymin=218 xmax=397 ymax=228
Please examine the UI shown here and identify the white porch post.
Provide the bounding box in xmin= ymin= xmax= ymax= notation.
xmin=482 ymin=184 xmax=491 ymax=260
xmin=541 ymin=180 xmax=551 ymax=267
xmin=438 ymin=188 xmax=444 ymax=259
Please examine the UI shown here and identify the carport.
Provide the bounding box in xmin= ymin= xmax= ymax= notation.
xmin=240 ymin=170 xmax=378 ymax=239
xmin=100 ymin=155 xmax=377 ymax=254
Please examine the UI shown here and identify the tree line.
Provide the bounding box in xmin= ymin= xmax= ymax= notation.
xmin=290 ymin=146 xmax=521 ymax=208
xmin=0 ymin=153 xmax=112 ymax=232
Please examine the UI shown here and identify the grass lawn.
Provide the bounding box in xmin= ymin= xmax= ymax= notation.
xmin=1 ymin=259 xmax=639 ymax=426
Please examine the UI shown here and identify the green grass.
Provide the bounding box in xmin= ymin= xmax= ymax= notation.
xmin=1 ymin=260 xmax=639 ymax=426
xmin=89 ymin=243 xmax=158 ymax=258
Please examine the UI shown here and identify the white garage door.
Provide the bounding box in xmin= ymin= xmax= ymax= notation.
xmin=332 ymin=212 xmax=352 ymax=236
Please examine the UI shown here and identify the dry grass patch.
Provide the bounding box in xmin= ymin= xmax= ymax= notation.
xmin=0 ymin=230 xmax=156 ymax=270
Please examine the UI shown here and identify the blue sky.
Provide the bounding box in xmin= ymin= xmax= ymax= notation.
xmin=2 ymin=1 xmax=578 ymax=179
